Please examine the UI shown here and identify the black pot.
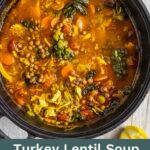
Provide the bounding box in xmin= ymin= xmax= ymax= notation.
xmin=0 ymin=0 xmax=150 ymax=138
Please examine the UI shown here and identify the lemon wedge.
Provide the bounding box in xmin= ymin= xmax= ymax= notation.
xmin=120 ymin=126 xmax=148 ymax=139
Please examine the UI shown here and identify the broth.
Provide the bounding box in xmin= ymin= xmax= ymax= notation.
xmin=0 ymin=0 xmax=138 ymax=129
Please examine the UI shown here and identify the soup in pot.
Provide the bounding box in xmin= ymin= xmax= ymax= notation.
xmin=0 ymin=0 xmax=139 ymax=129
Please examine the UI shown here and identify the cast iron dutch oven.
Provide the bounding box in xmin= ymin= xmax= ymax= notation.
xmin=0 ymin=0 xmax=150 ymax=138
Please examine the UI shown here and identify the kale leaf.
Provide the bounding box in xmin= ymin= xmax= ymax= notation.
xmin=86 ymin=70 xmax=97 ymax=80
xmin=63 ymin=0 xmax=89 ymax=18
xmin=111 ymin=48 xmax=127 ymax=80
xmin=21 ymin=20 xmax=36 ymax=29
xmin=82 ymin=84 xmax=97 ymax=96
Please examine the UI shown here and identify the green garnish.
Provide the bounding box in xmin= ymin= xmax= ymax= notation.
xmin=53 ymin=30 xmax=74 ymax=60
xmin=111 ymin=48 xmax=127 ymax=80
xmin=63 ymin=0 xmax=89 ymax=18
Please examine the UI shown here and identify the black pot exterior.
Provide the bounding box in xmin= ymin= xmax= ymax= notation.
xmin=0 ymin=0 xmax=150 ymax=138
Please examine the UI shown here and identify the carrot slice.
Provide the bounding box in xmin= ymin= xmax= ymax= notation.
xmin=61 ymin=64 xmax=74 ymax=78
xmin=1 ymin=53 xmax=14 ymax=66
xmin=41 ymin=16 xmax=59 ymax=29
xmin=41 ymin=16 xmax=52 ymax=29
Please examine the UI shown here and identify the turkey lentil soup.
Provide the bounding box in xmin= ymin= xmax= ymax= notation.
xmin=0 ymin=0 xmax=138 ymax=129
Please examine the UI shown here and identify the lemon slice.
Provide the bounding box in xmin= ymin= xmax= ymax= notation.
xmin=120 ymin=126 xmax=148 ymax=139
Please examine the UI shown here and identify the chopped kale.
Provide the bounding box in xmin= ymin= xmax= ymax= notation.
xmin=111 ymin=48 xmax=127 ymax=80
xmin=54 ymin=45 xmax=74 ymax=60
xmin=82 ymin=84 xmax=97 ymax=96
xmin=21 ymin=20 xmax=36 ymax=29
xmin=53 ymin=31 xmax=75 ymax=60
xmin=63 ymin=0 xmax=89 ymax=18
xmin=102 ymin=100 xmax=120 ymax=117
xmin=63 ymin=4 xmax=77 ymax=18
xmin=23 ymin=72 xmax=40 ymax=85
xmin=86 ymin=70 xmax=97 ymax=80
xmin=72 ymin=112 xmax=83 ymax=122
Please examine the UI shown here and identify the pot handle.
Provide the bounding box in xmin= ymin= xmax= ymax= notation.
xmin=0 ymin=107 xmax=36 ymax=139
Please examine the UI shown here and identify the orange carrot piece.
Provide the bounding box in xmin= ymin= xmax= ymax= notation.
xmin=41 ymin=16 xmax=52 ymax=29
xmin=61 ymin=64 xmax=74 ymax=78
xmin=44 ymin=79 xmax=52 ymax=87
xmin=41 ymin=16 xmax=59 ymax=29
xmin=16 ymin=97 xmax=26 ymax=106
xmin=89 ymin=4 xmax=95 ymax=15
xmin=1 ymin=53 xmax=14 ymax=66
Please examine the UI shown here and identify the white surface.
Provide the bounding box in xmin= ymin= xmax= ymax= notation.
xmin=0 ymin=0 xmax=149 ymax=139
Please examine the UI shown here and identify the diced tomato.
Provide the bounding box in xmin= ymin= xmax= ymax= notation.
xmin=57 ymin=113 xmax=69 ymax=122
xmin=80 ymin=109 xmax=94 ymax=120
xmin=16 ymin=97 xmax=27 ymax=106
xmin=43 ymin=79 xmax=52 ymax=87
xmin=69 ymin=40 xmax=80 ymax=50
xmin=1 ymin=53 xmax=15 ymax=66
